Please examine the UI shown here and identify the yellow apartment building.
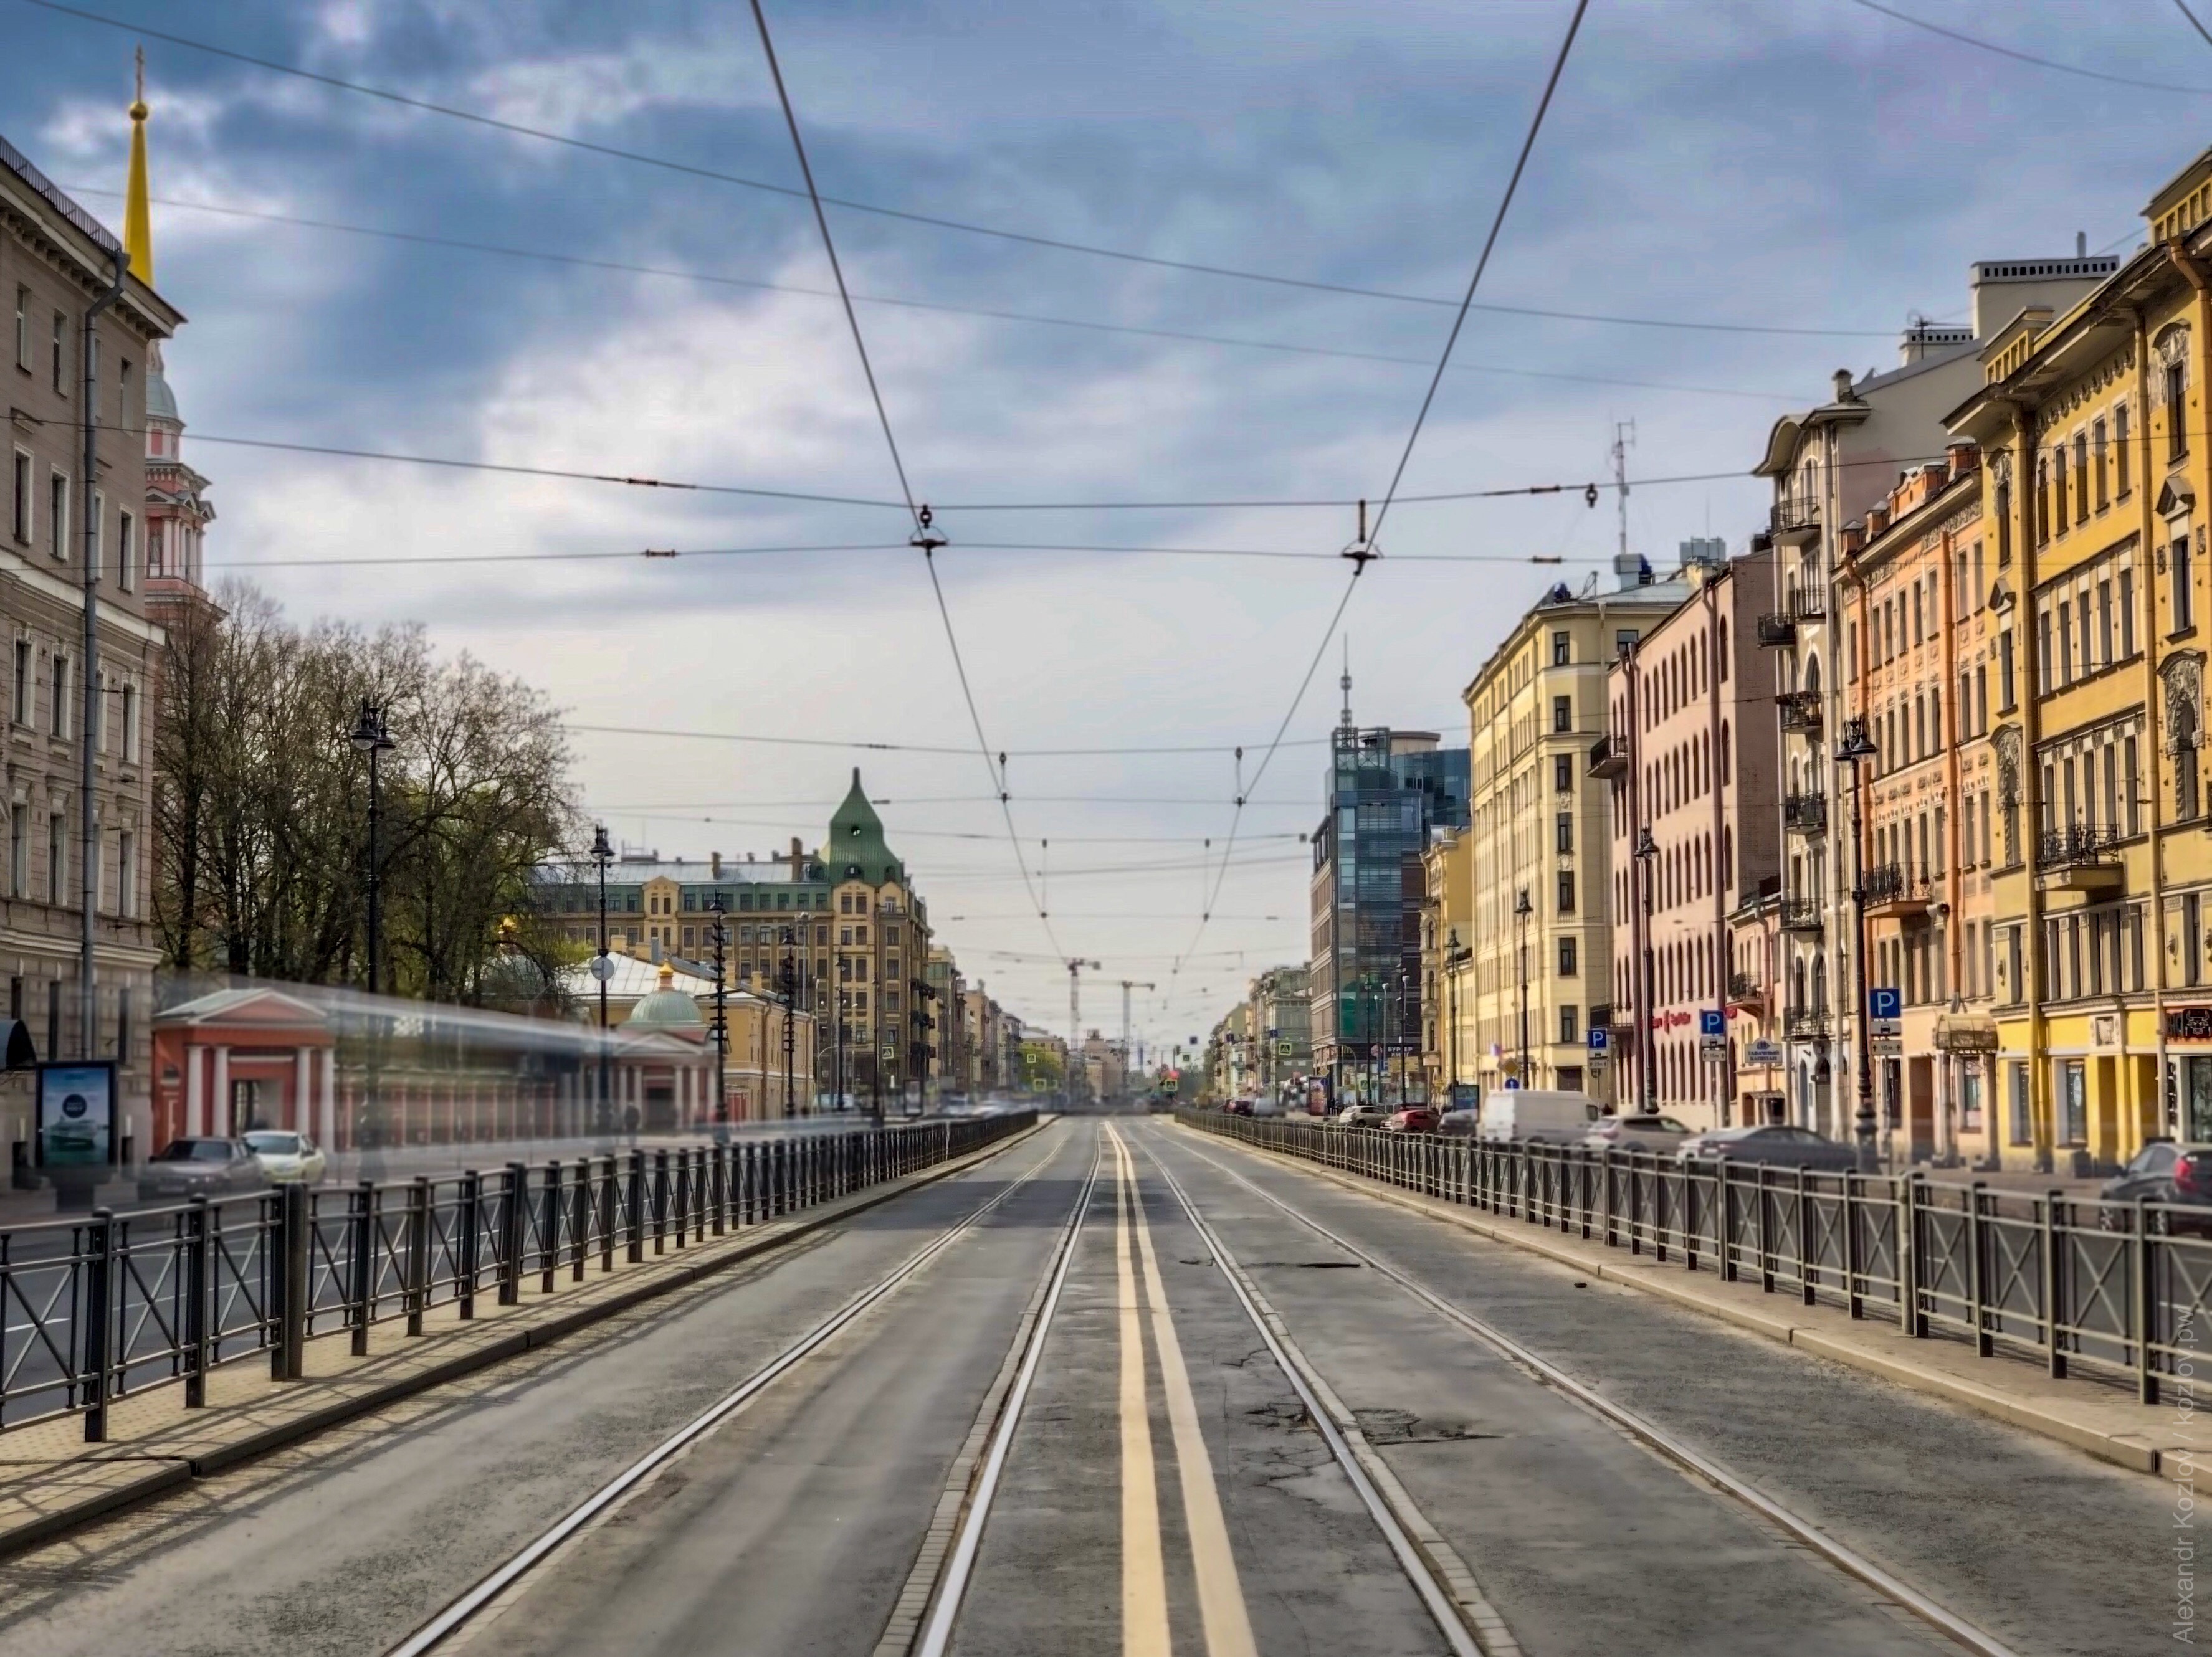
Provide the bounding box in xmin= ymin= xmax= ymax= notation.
xmin=1945 ymin=148 xmax=2212 ymax=1169
xmin=1419 ymin=827 xmax=1474 ymax=1101
xmin=1464 ymin=567 xmax=1684 ymax=1103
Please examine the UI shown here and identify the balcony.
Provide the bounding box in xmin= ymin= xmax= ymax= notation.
xmin=1771 ymin=496 xmax=1822 ymax=547
xmin=1778 ymin=898 xmax=1824 ymax=934
xmin=1726 ymin=971 xmax=1765 ymax=1007
xmin=2036 ymin=824 xmax=2124 ymax=895
xmin=1775 ymin=690 xmax=1823 ymax=733
xmin=1862 ymin=862 xmax=1933 ymax=919
xmin=1783 ymin=793 xmax=1828 ymax=835
xmin=1756 ymin=612 xmax=1798 ymax=649
xmin=1783 ymin=1006 xmax=1832 ymax=1042
xmin=1588 ymin=732 xmax=1627 ymax=779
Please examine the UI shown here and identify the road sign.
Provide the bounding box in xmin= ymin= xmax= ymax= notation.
xmin=1745 ymin=1038 xmax=1784 ymax=1066
xmin=1587 ymin=1027 xmax=1610 ymax=1053
xmin=1503 ymin=1078 xmax=1521 ymax=1090
xmin=589 ymin=954 xmax=616 ymax=982
xmin=1868 ymin=986 xmax=1902 ymax=1022
xmin=1699 ymin=1007 xmax=1727 ymax=1060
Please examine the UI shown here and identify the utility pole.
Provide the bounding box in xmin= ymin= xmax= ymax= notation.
xmin=779 ymin=929 xmax=797 ymax=1119
xmin=1612 ymin=418 xmax=1638 ymax=572
xmin=1119 ymin=980 xmax=1155 ymax=1103
xmin=708 ymin=895 xmax=729 ymax=1131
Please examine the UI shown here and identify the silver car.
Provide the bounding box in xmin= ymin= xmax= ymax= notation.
xmin=1581 ymin=1114 xmax=1692 ymax=1154
xmin=243 ymin=1129 xmax=328 ymax=1185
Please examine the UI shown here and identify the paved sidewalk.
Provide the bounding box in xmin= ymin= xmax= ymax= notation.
xmin=1186 ymin=1124 xmax=2188 ymax=1479
xmin=0 ymin=1118 xmax=1046 ymax=1559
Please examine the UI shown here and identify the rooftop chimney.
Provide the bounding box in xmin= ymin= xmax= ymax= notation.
xmin=1946 ymin=439 xmax=1980 ymax=480
xmin=789 ymin=835 xmax=803 ymax=872
xmin=1613 ymin=548 xmax=1643 ymax=592
xmin=1832 ymin=368 xmax=1856 ymax=403
xmin=710 ymin=850 xmax=722 ymax=878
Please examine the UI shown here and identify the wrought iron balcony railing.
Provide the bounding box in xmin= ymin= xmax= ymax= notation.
xmin=1783 ymin=1006 xmax=1832 ymax=1042
xmin=1778 ymin=898 xmax=1824 ymax=933
xmin=1776 ymin=689 xmax=1823 ymax=732
xmin=1784 ymin=793 xmax=1829 ymax=835
xmin=1862 ymin=862 xmax=1934 ymax=912
xmin=1727 ymin=971 xmax=1765 ymax=1005
xmin=1588 ymin=732 xmax=1627 ymax=779
xmin=2036 ymin=824 xmax=2122 ymax=871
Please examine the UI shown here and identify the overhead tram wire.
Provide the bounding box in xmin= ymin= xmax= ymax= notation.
xmin=745 ymin=0 xmax=1059 ymax=958
xmin=1170 ymin=0 xmax=1590 ymax=1002
xmin=27 ymin=0 xmax=1901 ymax=341
xmin=565 ymin=721 xmax=1331 ymax=757
xmin=55 ymin=188 xmax=1807 ymax=406
xmin=1846 ymin=0 xmax=2212 ymax=96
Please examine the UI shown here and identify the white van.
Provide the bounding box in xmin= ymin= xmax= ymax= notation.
xmin=1476 ymin=1089 xmax=1604 ymax=1144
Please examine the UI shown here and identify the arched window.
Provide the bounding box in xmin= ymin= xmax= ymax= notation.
xmin=1720 ymin=720 xmax=1733 ymax=785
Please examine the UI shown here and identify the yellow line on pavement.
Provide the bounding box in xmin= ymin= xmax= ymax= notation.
xmin=1109 ymin=1126 xmax=1259 ymax=1657
xmin=1117 ymin=1129 xmax=1173 ymax=1657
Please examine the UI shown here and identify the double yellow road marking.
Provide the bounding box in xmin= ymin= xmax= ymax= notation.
xmin=1106 ymin=1125 xmax=1257 ymax=1657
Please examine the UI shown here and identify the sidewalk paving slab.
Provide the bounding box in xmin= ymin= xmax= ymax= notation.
xmin=1186 ymin=1125 xmax=2188 ymax=1481
xmin=0 ymin=1119 xmax=1046 ymax=1559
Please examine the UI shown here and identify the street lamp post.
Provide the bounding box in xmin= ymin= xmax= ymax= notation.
xmin=708 ymin=894 xmax=729 ymax=1135
xmin=778 ymin=929 xmax=798 ymax=1119
xmin=351 ymin=701 xmax=396 ymax=1162
xmin=590 ymin=825 xmax=614 ymax=1139
xmin=1445 ymin=928 xmax=1472 ymax=1103
xmin=1634 ymin=827 xmax=1659 ymax=1115
xmin=1514 ymin=889 xmax=1532 ymax=1089
xmin=1836 ymin=718 xmax=1881 ymax=1171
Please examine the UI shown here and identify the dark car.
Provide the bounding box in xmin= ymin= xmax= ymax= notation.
xmin=2099 ymin=1140 xmax=2212 ymax=1232
xmin=1381 ymin=1107 xmax=1439 ymax=1134
xmin=1676 ymin=1124 xmax=1861 ymax=1172
xmin=137 ymin=1137 xmax=271 ymax=1201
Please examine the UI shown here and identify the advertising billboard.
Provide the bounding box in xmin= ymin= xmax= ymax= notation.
xmin=37 ymin=1061 xmax=115 ymax=1168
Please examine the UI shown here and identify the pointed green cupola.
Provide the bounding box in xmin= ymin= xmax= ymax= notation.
xmin=822 ymin=768 xmax=902 ymax=886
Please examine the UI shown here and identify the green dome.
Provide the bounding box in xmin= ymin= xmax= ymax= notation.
xmin=627 ymin=964 xmax=704 ymax=1030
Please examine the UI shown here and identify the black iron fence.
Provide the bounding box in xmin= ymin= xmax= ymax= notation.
xmin=1 ymin=1112 xmax=1035 ymax=1441
xmin=1178 ymin=1107 xmax=2203 ymax=1405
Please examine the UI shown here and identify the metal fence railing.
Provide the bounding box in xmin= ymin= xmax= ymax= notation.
xmin=1178 ymin=1108 xmax=2203 ymax=1405
xmin=1 ymin=1112 xmax=1036 ymax=1442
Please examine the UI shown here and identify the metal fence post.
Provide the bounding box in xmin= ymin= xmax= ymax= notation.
xmin=2044 ymin=1188 xmax=2068 ymax=1379
xmin=627 ymin=1151 xmax=646 ymax=1263
xmin=1719 ymin=1162 xmax=1738 ymax=1283
xmin=352 ymin=1180 xmax=378 ymax=1352
xmin=457 ymin=1170 xmax=481 ymax=1320
xmin=1599 ymin=1151 xmax=1614 ymax=1248
xmin=2138 ymin=1196 xmax=2162 ymax=1407
xmin=571 ymin=1166 xmax=589 ymax=1282
xmin=404 ymin=1177 xmax=431 ymax=1336
xmin=712 ymin=1144 xmax=728 ymax=1236
xmin=542 ymin=1162 xmax=563 ymax=1291
xmin=81 ymin=1208 xmax=115 ymax=1441
xmin=652 ymin=1149 xmax=669 ymax=1255
xmin=1796 ymin=1167 xmax=1814 ymax=1305
xmin=500 ymin=1164 xmax=527 ymax=1306
xmin=274 ymin=1182 xmax=308 ymax=1380
xmin=599 ymin=1156 xmax=617 ymax=1272
xmin=1899 ymin=1172 xmax=1924 ymax=1337
xmin=184 ymin=1196 xmax=211 ymax=1407
xmin=1683 ymin=1165 xmax=1700 ymax=1274
xmin=1967 ymin=1180 xmax=1991 ymax=1356
xmin=1843 ymin=1171 xmax=1864 ymax=1318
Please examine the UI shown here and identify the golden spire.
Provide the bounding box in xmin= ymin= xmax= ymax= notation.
xmin=124 ymin=46 xmax=152 ymax=285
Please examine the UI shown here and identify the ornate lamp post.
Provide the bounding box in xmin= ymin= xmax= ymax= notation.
xmin=590 ymin=824 xmax=614 ymax=1139
xmin=1835 ymin=718 xmax=1881 ymax=1170
xmin=1514 ymin=889 xmax=1533 ymax=1088
xmin=1444 ymin=927 xmax=1472 ymax=1103
xmin=1634 ymin=827 xmax=1659 ymax=1114
xmin=350 ymin=700 xmax=395 ymax=1162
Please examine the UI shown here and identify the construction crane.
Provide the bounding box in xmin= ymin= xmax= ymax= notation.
xmin=1119 ymin=980 xmax=1156 ymax=1094
xmin=1066 ymin=959 xmax=1101 ymax=1103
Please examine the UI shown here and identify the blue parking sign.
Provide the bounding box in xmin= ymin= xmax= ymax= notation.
xmin=1588 ymin=1027 xmax=1609 ymax=1053
xmin=1868 ymin=987 xmax=1902 ymax=1022
xmin=1699 ymin=1009 xmax=1725 ymax=1039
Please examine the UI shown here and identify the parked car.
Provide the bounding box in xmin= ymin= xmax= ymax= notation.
xmin=242 ymin=1129 xmax=328 ymax=1185
xmin=1476 ymin=1089 xmax=1603 ymax=1144
xmin=1333 ymin=1103 xmax=1388 ymax=1129
xmin=1580 ymin=1114 xmax=1692 ymax=1154
xmin=2099 ymin=1139 xmax=2212 ymax=1232
xmin=1250 ymin=1095 xmax=1284 ymax=1118
xmin=1675 ymin=1124 xmax=1860 ymax=1171
xmin=1381 ymin=1106 xmax=1439 ymax=1134
xmin=1222 ymin=1098 xmax=1255 ymax=1117
xmin=137 ymin=1138 xmax=270 ymax=1201
xmin=1437 ymin=1108 xmax=1484 ymax=1137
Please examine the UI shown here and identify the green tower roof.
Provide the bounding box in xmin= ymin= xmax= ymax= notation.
xmin=821 ymin=768 xmax=903 ymax=886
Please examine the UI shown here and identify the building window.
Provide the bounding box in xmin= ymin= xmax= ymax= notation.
xmin=1558 ymin=936 xmax=1578 ymax=977
xmin=12 ymin=640 xmax=26 ymax=726
xmin=117 ymin=829 xmax=133 ymax=918
xmin=50 ymin=655 xmax=65 ymax=739
xmin=1556 ymin=871 xmax=1576 ymax=914
xmin=6 ymin=809 xmax=19 ymax=898
xmin=2074 ymin=432 xmax=2089 ymax=523
xmin=11 ymin=288 xmax=24 ymax=371
xmin=10 ymin=451 xmax=26 ymax=544
xmin=1555 ymin=811 xmax=1574 ymax=854
xmin=2177 ymin=534 xmax=2196 ymax=634
xmin=2036 ymin=455 xmax=2050 ymax=544
xmin=47 ymin=471 xmax=65 ymax=560
xmin=2094 ymin=419 xmax=2109 ymax=510
xmin=2117 ymin=404 xmax=2132 ymax=496
xmin=2122 ymin=567 xmax=2137 ymax=657
xmin=1999 ymin=631 xmax=2016 ymax=710
xmin=1559 ymin=1005 xmax=1579 ymax=1045
xmin=1996 ymin=477 xmax=2012 ymax=565
xmin=49 ymin=311 xmax=64 ymax=395
xmin=2172 ymin=359 xmax=2191 ymax=460
xmin=46 ymin=810 xmax=62 ymax=905
xmin=2009 ymin=1064 xmax=2032 ymax=1145
xmin=1551 ymin=630 xmax=1570 ymax=667
xmin=1552 ymin=695 xmax=1571 ymax=733
xmin=117 ymin=510 xmax=133 ymax=590
xmin=1553 ymin=754 xmax=1571 ymax=792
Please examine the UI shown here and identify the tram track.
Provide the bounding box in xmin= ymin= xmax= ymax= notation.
xmin=1160 ymin=1124 xmax=2029 ymax=1657
xmin=379 ymin=1130 xmax=1079 ymax=1657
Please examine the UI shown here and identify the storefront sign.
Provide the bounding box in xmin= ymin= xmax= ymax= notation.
xmin=2170 ymin=1006 xmax=2212 ymax=1042
xmin=1744 ymin=1038 xmax=1784 ymax=1066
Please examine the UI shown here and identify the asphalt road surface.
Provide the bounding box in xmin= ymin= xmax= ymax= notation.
xmin=0 ymin=1117 xmax=2169 ymax=1655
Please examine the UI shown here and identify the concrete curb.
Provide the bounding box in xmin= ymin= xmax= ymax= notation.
xmin=0 ymin=1121 xmax=1049 ymax=1561
xmin=1187 ymin=1128 xmax=2178 ymax=1479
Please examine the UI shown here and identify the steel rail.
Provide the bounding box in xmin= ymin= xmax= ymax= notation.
xmin=380 ymin=1131 xmax=1067 ymax=1657
xmin=910 ymin=1137 xmax=1103 ymax=1657
xmin=1166 ymin=1129 xmax=2028 ymax=1657
xmin=1134 ymin=1136 xmax=1491 ymax=1657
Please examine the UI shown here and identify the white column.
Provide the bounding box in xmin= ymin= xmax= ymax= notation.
xmin=294 ymin=1047 xmax=312 ymax=1134
xmin=320 ymin=1048 xmax=336 ymax=1146
xmin=186 ymin=1042 xmax=205 ymax=1138
xmin=211 ymin=1045 xmax=230 ymax=1136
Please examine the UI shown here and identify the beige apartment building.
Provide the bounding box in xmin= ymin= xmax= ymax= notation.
xmin=0 ymin=131 xmax=179 ymax=1157
xmin=1464 ymin=562 xmax=1685 ymax=1102
xmin=1420 ymin=827 xmax=1472 ymax=1101
xmin=1598 ymin=543 xmax=1780 ymax=1131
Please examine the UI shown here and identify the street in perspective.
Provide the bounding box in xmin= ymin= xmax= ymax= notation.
xmin=0 ymin=1 xmax=2205 ymax=1651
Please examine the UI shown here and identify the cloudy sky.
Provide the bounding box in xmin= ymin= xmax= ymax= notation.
xmin=9 ymin=0 xmax=2208 ymax=1049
